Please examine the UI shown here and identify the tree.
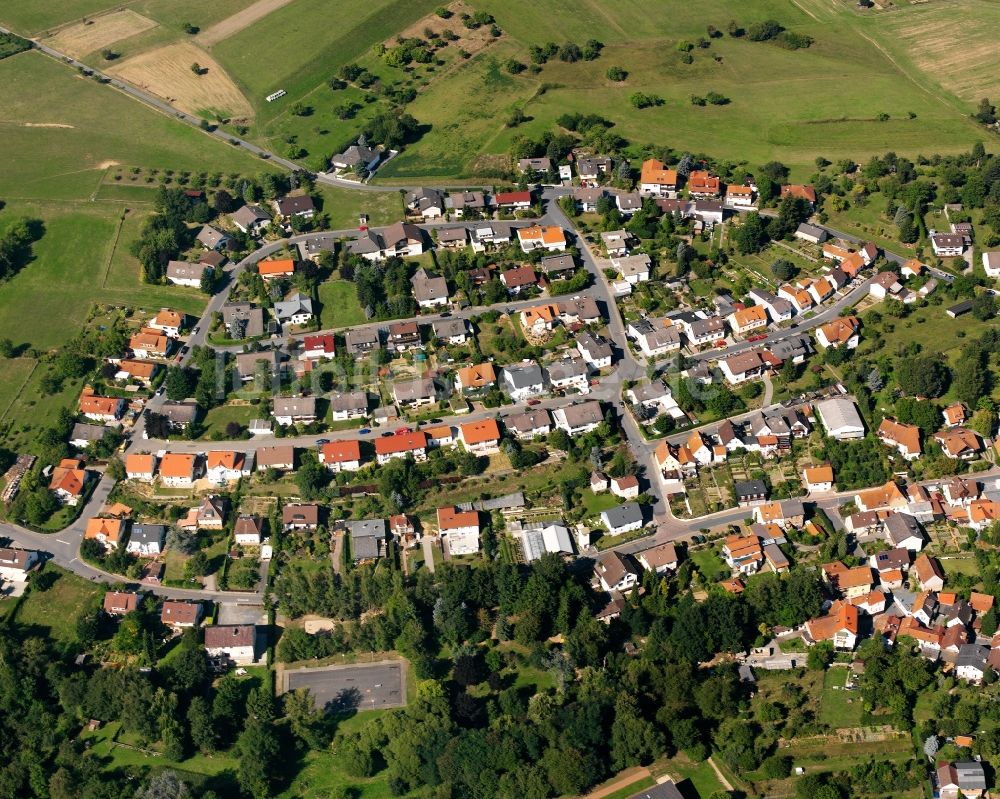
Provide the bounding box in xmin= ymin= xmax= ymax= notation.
xmin=606 ymin=66 xmax=627 ymax=81
xmin=807 ymin=641 xmax=834 ymax=670
xmin=237 ymin=720 xmax=280 ymax=799
xmin=895 ymin=356 xmax=948 ymax=398
xmin=923 ymin=734 xmax=939 ymax=760
xmin=733 ymin=212 xmax=768 ymax=254
xmin=771 ymin=258 xmax=796 ymax=281
xmin=187 ymin=696 xmax=217 ymax=753
xmin=610 ymin=694 xmax=662 ymax=769
xmin=134 ymin=771 xmax=191 ymax=799
xmin=164 ymin=366 xmax=195 ymax=401
xmin=284 ymin=688 xmax=326 ymax=749
xmin=972 ymin=292 xmax=997 ymax=321
xmin=980 ymin=608 xmax=998 ymax=638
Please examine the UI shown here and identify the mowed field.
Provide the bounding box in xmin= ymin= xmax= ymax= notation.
xmin=108 ymin=41 xmax=254 ymax=119
xmin=47 ymin=9 xmax=158 ymax=58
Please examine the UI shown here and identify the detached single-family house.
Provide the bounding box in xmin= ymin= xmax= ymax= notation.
xmin=159 ymin=453 xmax=198 ymax=488
xmin=504 ymin=408 xmax=551 ymax=440
xmin=794 ymin=223 xmax=827 ymax=245
xmin=392 ymin=377 xmax=437 ymax=409
xmin=516 ymin=225 xmax=567 ymax=253
xmin=935 ymin=428 xmax=983 ymax=460
xmin=883 ymin=512 xmax=924 ymax=551
xmin=79 ymin=391 xmax=125 ymax=422
xmin=727 ymin=305 xmax=768 ymax=337
xmin=204 ymin=625 xmax=258 ymax=664
xmin=0 ymin=547 xmax=39 ymax=582
xmin=180 ymin=495 xmax=228 ymax=531
xmin=405 ymin=187 xmax=446 ymax=218
xmin=577 ymin=332 xmax=612 ymax=368
xmin=273 ymin=292 xmax=314 ymax=327
xmin=877 ymin=418 xmax=922 ymax=461
xmin=458 ymin=418 xmax=502 ymax=455
xmin=256 ymin=445 xmax=295 ymax=472
xmin=455 ymin=363 xmax=496 ymax=393
xmin=301 ymin=334 xmax=336 ymax=361
xmin=234 ymin=515 xmax=265 ymax=546
xmin=166 ymin=260 xmax=207 ymax=287
xmin=802 ymin=465 xmax=834 ymax=492
xmin=687 ymin=170 xmax=720 ymax=197
xmin=161 ymin=600 xmax=203 ymax=628
xmin=375 ymin=431 xmax=428 ymax=464
xmin=638 ymin=160 xmax=678 ymax=197
xmin=258 ymin=258 xmax=296 ymax=280
xmin=437 ymin=506 xmax=480 ymax=555
xmin=600 ymin=502 xmax=644 ymax=535
xmin=331 ymin=140 xmax=380 ymax=172
xmin=127 ymin=524 xmax=166 ymax=557
xmin=914 ymin=554 xmax=945 ymax=591
xmin=282 ymin=503 xmax=320 ymax=531
xmin=273 ymin=195 xmax=316 ymax=222
xmin=719 ymin=350 xmax=769 ymax=385
xmin=320 ymin=439 xmax=362 ymax=472
xmin=231 ymin=204 xmax=271 ymax=236
xmin=125 ymin=453 xmax=157 ymax=482
xmin=553 ymin=401 xmax=604 ymax=436
xmin=804 ymin=602 xmax=859 ymax=650
xmin=49 ymin=458 xmax=87 ymax=505
xmin=595 ymin=551 xmax=640 ymax=592
xmin=500 ymin=265 xmax=538 ymax=294
xmin=205 ymin=450 xmax=252 ymax=484
xmin=613 ymin=254 xmax=651 ymax=284
xmin=410 ymin=268 xmax=449 ymax=308
xmin=936 ymin=761 xmax=988 ymax=799
xmin=815 ymin=316 xmax=860 ymax=350
xmin=502 ymin=362 xmax=545 ymax=401
xmin=930 ymin=231 xmax=966 ymax=257
xmin=196 ymin=225 xmax=230 ymax=251
xmin=494 ymin=190 xmax=532 ymax=211
xmin=85 ymin=517 xmax=125 ymax=550
xmin=725 ymin=184 xmax=756 ymax=208
xmin=348 ymin=519 xmax=387 ymax=561
xmin=104 ymin=591 xmax=142 ymax=616
xmin=431 ymin=318 xmax=468 ymax=344
xmin=636 ymin=543 xmax=678 ymax=574
xmin=781 ymin=184 xmax=817 ymax=206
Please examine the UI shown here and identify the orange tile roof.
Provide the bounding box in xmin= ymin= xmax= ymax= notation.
xmin=79 ymin=393 xmax=122 ymax=416
xmin=688 ymin=170 xmax=720 ymax=193
xmin=935 ymin=427 xmax=982 ymax=458
xmin=321 ymin=439 xmax=361 ymax=463
xmin=878 ymin=418 xmax=921 ymax=457
xmin=154 ymin=309 xmax=183 ymax=329
xmin=457 ymin=363 xmax=496 ymax=389
xmin=159 ymin=453 xmax=196 ymax=478
xmin=118 ymin=359 xmax=158 ymax=378
xmin=781 ymin=184 xmax=817 ymax=204
xmin=521 ymin=304 xmax=560 ymax=327
xmin=129 ymin=330 xmax=168 ymax=354
xmin=49 ymin=459 xmax=86 ymax=496
xmin=375 ymin=431 xmax=428 ymax=455
xmin=968 ymin=499 xmax=1000 ymax=526
xmin=103 ymin=502 xmax=133 ymax=518
xmin=205 ymin=451 xmax=244 ymax=471
xmin=640 ymin=159 xmax=678 ymax=186
xmin=85 ymin=517 xmax=123 ymax=543
xmin=258 ymin=258 xmax=295 ymax=277
xmin=840 ymin=252 xmax=865 ymax=277
xmin=823 ymin=244 xmax=852 ymax=261
xmin=425 ymin=425 xmax=453 ymax=441
xmin=914 ymin=554 xmax=944 ymax=585
xmin=726 ymin=185 xmax=754 ymax=197
xmin=720 ymin=578 xmax=744 ymax=593
xmin=732 ymin=305 xmax=767 ymax=328
xmin=838 ymin=566 xmax=874 ymax=590
xmin=901 ymin=258 xmax=925 ymax=275
xmin=806 ymin=601 xmax=859 ymax=641
xmin=460 ymin=418 xmax=501 ymax=445
xmin=517 ymin=225 xmax=566 ymax=246
xmin=943 ymin=403 xmax=966 ymax=426
xmin=817 ymin=316 xmax=859 ymax=345
xmin=126 ymin=453 xmax=156 ymax=474
xmin=971 ymin=592 xmax=995 ymax=613
xmin=857 ymin=481 xmax=908 ymax=511
xmin=898 ymin=616 xmax=940 ymax=646
xmin=437 ymin=505 xmax=479 ymax=531
xmin=803 ymin=465 xmax=834 ymax=485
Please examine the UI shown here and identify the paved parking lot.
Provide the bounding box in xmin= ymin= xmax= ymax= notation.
xmin=217 ymin=602 xmax=265 ymax=625
xmin=282 ymin=660 xmax=406 ymax=713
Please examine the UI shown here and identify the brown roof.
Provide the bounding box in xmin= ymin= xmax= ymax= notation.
xmin=256 ymin=445 xmax=295 ymax=468
xmin=914 ymin=554 xmax=944 ymax=585
xmin=803 ymin=465 xmax=834 ymax=485
xmin=104 ymin=591 xmax=140 ymax=614
xmin=204 ymin=624 xmax=256 ymax=649
xmin=935 ymin=427 xmax=982 ymax=458
xmin=282 ymin=503 xmax=319 ymax=525
xmin=501 ymin=265 xmax=538 ymax=288
xmin=161 ymin=600 xmax=202 ymax=626
xmin=878 ymin=418 xmax=921 ymax=457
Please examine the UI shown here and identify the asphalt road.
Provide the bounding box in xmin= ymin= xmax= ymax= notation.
xmin=284 ymin=661 xmax=406 ymax=711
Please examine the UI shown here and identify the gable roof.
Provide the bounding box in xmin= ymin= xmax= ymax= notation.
xmin=460 ymin=418 xmax=501 ymax=445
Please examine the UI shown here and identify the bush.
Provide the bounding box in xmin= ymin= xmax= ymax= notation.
xmin=630 ymin=92 xmax=663 ymax=109
xmin=606 ymin=66 xmax=627 ymax=81
xmin=746 ymin=19 xmax=784 ymax=41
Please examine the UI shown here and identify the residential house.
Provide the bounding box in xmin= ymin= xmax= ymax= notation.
xmin=553 ymin=401 xmax=604 ymax=436
xmin=943 ymin=403 xmax=968 ymax=428
xmin=502 ymin=362 xmax=545 ymax=401
xmin=272 ymin=194 xmax=316 ymax=222
xmin=612 ymin=254 xmax=651 ymax=284
xmin=878 ymin=418 xmax=922 ymax=461
xmin=638 ymin=159 xmax=678 ymax=197
xmin=815 ymin=397 xmax=865 ymax=440
xmin=615 ymin=192 xmax=642 ymax=216
xmin=410 ymin=268 xmax=449 ymax=308
xmin=161 ymin=600 xmax=203 ymax=628
xmin=235 ymin=350 xmax=281 ymax=382
xmin=794 ymin=223 xmax=827 ymax=244
xmin=78 ymin=390 xmax=125 ymax=422
xmin=392 ymin=377 xmax=437 ymax=409
xmin=982 ymin=251 xmax=1000 ymax=279
xmin=222 ymin=302 xmax=265 ymax=339
xmin=804 ymin=602 xmax=859 ymax=650
xmin=636 ymin=542 xmax=678 ymax=574
xmin=375 ymin=431 xmax=428 ymax=464
xmin=517 ymin=156 xmax=552 ymax=175
xmin=547 ymin=357 xmax=590 ymax=393
xmin=600 ymin=502 xmax=644 ymax=535
xmin=126 ymin=524 xmax=165 ymax=557
xmin=577 ymin=155 xmax=612 ymax=184
xmin=231 ymin=204 xmax=271 ymax=235
xmin=301 ymin=334 xmax=336 ymax=361
xmin=930 ymin=231 xmax=966 ymax=257
xmin=734 ymin=480 xmax=769 ymax=507
xmin=129 ymin=328 xmax=170 ymax=359
xmin=348 ymin=519 xmax=387 ymax=561
xmin=777 ymin=284 xmax=813 ymax=314
xmin=404 ymin=187 xmax=446 ymax=219
xmin=914 ymin=554 xmax=945 ymax=591
xmin=387 ymin=320 xmax=423 ymax=352
xmin=781 ymin=184 xmax=817 ymax=206
xmin=282 ymin=503 xmax=319 ymax=531
xmin=504 ymin=408 xmax=551 ymax=440
xmin=320 ymin=439 xmax=362 ymax=472
xmin=500 ymin=265 xmax=538 ymax=294
xmin=437 ymin=506 xmax=480 ymax=555
xmin=196 ymin=225 xmax=230 ymax=251
xmin=629 ymin=319 xmax=682 ymax=358
xmin=520 ymin=303 xmax=561 ymax=335
xmin=936 ymin=761 xmax=987 ymax=799
xmin=449 ymin=190 xmax=487 ymax=218
xmin=601 ymin=229 xmax=631 ymax=257
xmin=205 ymin=451 xmax=252 ymax=484
xmin=823 ymin=561 xmax=875 ymax=599
xmin=382 ymin=221 xmax=424 ymax=257
xmin=258 ymin=258 xmax=296 ymax=280
xmin=869 ymin=271 xmax=903 ymax=300
xmin=0 ymin=548 xmax=39 ymax=582
xmin=574 ymin=186 xmax=605 ymax=212
xmin=273 ymin=292 xmax=314 ymax=327
xmin=436 ymin=226 xmax=468 ymax=248
xmin=805 ymin=277 xmax=835 ymax=305
xmin=935 ymin=428 xmax=983 ymax=460
xmin=753 ymin=500 xmax=805 ymax=529
xmin=595 ymin=551 xmax=640 ymax=592
xmin=49 ymin=458 xmax=87 ymax=505
xmin=344 ymin=328 xmax=380 ymax=358
xmin=256 ymin=445 xmax=295 ymax=472
xmin=577 ymin=331 xmax=613 ymax=368
xmin=803 ymin=464 xmax=834 ymax=492
xmin=458 ymin=418 xmax=502 ymax=455
xmin=687 ymin=170 xmax=720 ymax=197
xmin=104 ymin=591 xmax=142 ymax=616
xmin=425 ymin=424 xmax=454 ymax=448
xmin=204 ymin=625 xmax=257 ymax=664
xmin=114 ymin=359 xmax=159 ymax=385
xmin=166 ymin=260 xmax=207 ymax=287
xmin=125 ymin=453 xmax=157 ymax=482
xmin=494 ymin=190 xmax=533 ymax=211
xmin=84 ymin=517 xmax=125 ymax=550
xmin=725 ymin=184 xmax=755 ymax=207
xmin=516 ymin=225 xmax=567 ymax=253
xmin=234 ymin=515 xmax=265 ymax=546
xmin=883 ymin=512 xmax=924 ymax=551
xmin=159 ymin=453 xmax=197 ymax=487
xmin=611 ymin=475 xmax=640 ymax=499
xmin=558 ymin=296 xmax=601 ymax=325
xmin=272 ymin=397 xmax=317 ymax=426
xmin=180 ymin=495 xmax=228 ymax=531
xmin=719 ymin=350 xmax=769 ymax=385
xmin=723 ymin=533 xmax=764 ymax=574
xmin=455 ymin=363 xmax=496 ymax=392
xmin=815 ymin=316 xmax=860 ymax=349
xmin=764 ymin=544 xmax=791 ymax=573
xmin=331 ymin=140 xmax=380 ymax=172
xmin=727 ymin=305 xmax=768 ymax=337
xmin=856 ymin=481 xmax=909 ymax=513
xmin=431 ymin=317 xmax=468 ymax=344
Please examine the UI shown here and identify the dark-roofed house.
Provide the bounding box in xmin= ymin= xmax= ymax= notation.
xmin=436 ymin=226 xmax=468 ymax=248
xmin=600 ymin=502 xmax=644 ymax=535
xmin=504 ymin=408 xmax=551 ymax=440
xmin=734 ymin=480 xmax=768 ymax=507
xmin=348 ymin=519 xmax=387 ymax=561
xmin=235 ymin=350 xmax=281 ymax=382
xmin=273 ymin=195 xmax=315 ymax=221
xmin=405 ymin=187 xmax=446 ymax=219
xmin=794 ymin=223 xmax=828 ymax=245
xmin=234 ymin=515 xmax=265 ymax=546
xmin=553 ymin=401 xmax=604 ymax=436
xmin=540 ymin=254 xmax=577 ymax=275
xmin=431 ymin=318 xmax=468 ymax=344
xmin=501 ymin=362 xmax=545 ymax=401
xmin=126 ymin=524 xmax=166 ymax=557
xmin=884 ymin=513 xmax=924 ymax=551
xmin=937 ymin=761 xmax=988 ymax=799
xmin=231 ymin=204 xmax=271 ymax=236
xmin=0 ymin=547 xmax=39 ymax=581
xmin=273 ymin=396 xmax=317 ymax=426
xmin=156 ymin=400 xmax=200 ymax=431
xmin=595 ymin=551 xmax=640 ymax=592
xmin=222 ymin=302 xmax=265 ymax=339
xmin=392 ymin=377 xmax=437 ymax=408
xmin=345 ymin=327 xmax=380 ymax=358
xmin=256 ymin=445 xmax=296 ymax=472
xmin=331 ymin=140 xmax=380 ymax=172
xmin=204 ymin=624 xmax=258 ymax=664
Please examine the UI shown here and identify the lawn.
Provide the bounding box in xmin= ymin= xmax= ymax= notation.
xmin=201 ymin=403 xmax=257 ymax=438
xmin=14 ymin=565 xmax=102 ymax=643
xmin=818 ymin=667 xmax=864 ymax=729
xmin=317 ymin=279 xmax=366 ymax=329
xmin=688 ymin=546 xmax=728 ymax=583
xmin=662 ymin=755 xmax=725 ymax=798
xmin=276 ymin=741 xmax=392 ymax=799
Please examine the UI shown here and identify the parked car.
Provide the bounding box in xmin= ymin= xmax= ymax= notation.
xmin=358 ymin=428 xmax=371 ymax=435
xmin=316 ymin=439 xmax=329 ymax=445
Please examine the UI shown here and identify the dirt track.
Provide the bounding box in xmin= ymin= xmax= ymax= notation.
xmin=196 ymin=0 xmax=296 ymax=47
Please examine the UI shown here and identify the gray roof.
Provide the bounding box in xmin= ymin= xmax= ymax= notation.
xmin=129 ymin=524 xmax=166 ymax=546
xmin=437 ymin=226 xmax=468 ymax=244
xmin=273 ymin=396 xmax=317 ymax=418
xmin=392 ymin=377 xmax=436 ymax=402
xmin=345 ymin=327 xmax=380 ymax=351
xmin=504 ymin=408 xmax=551 ymax=433
xmin=627 ymin=781 xmax=684 ymax=799
xmin=273 ymin=292 xmax=314 ymax=323
xmin=431 ymin=318 xmax=467 ymax=338
xmin=70 ymin=422 xmax=107 ymax=443
xmin=815 ymin=397 xmax=865 ymax=434
xmin=616 ymin=192 xmax=642 ymax=211
xmin=796 ymin=222 xmax=828 ymax=240
xmin=457 ymin=492 xmax=525 ymax=512
xmin=602 ymin=502 xmax=643 ymax=529
xmin=196 ymin=225 xmax=228 ymax=248
xmin=411 ymin=268 xmax=448 ymax=302
xmin=406 ymin=187 xmax=445 ymax=208
xmin=956 ymin=644 xmax=989 ymax=672
xmin=503 ymin=362 xmax=544 ymax=389
xmin=166 ymin=260 xmax=207 ymax=281
xmin=348 ymin=230 xmax=383 ymax=256
xmin=540 ymin=254 xmax=576 ymax=274
xmin=158 ymin=401 xmax=199 ymax=425
xmin=297 ymin=234 xmax=337 ymax=259
xmin=222 ymin=302 xmax=264 ymax=338
xmin=519 ymin=523 xmax=573 ymax=562
xmin=630 ymin=380 xmax=670 ymax=404
xmin=768 ymin=334 xmax=811 ymax=361
xmin=348 ymin=519 xmax=386 ymax=558
xmin=734 ymin=479 xmax=768 ymax=498
xmin=884 ymin=512 xmax=923 ymax=545
xmin=547 ymin=357 xmax=588 ymax=381
xmin=577 ymin=331 xmax=612 ymax=359
xmin=232 ymin=204 xmax=271 ymax=229
xmin=235 ymin=350 xmax=280 ymax=378
xmin=558 ymin=401 xmax=604 ymax=429
xmin=333 ymin=142 xmax=378 ymax=167
xmin=330 ymin=391 xmax=368 ymax=413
